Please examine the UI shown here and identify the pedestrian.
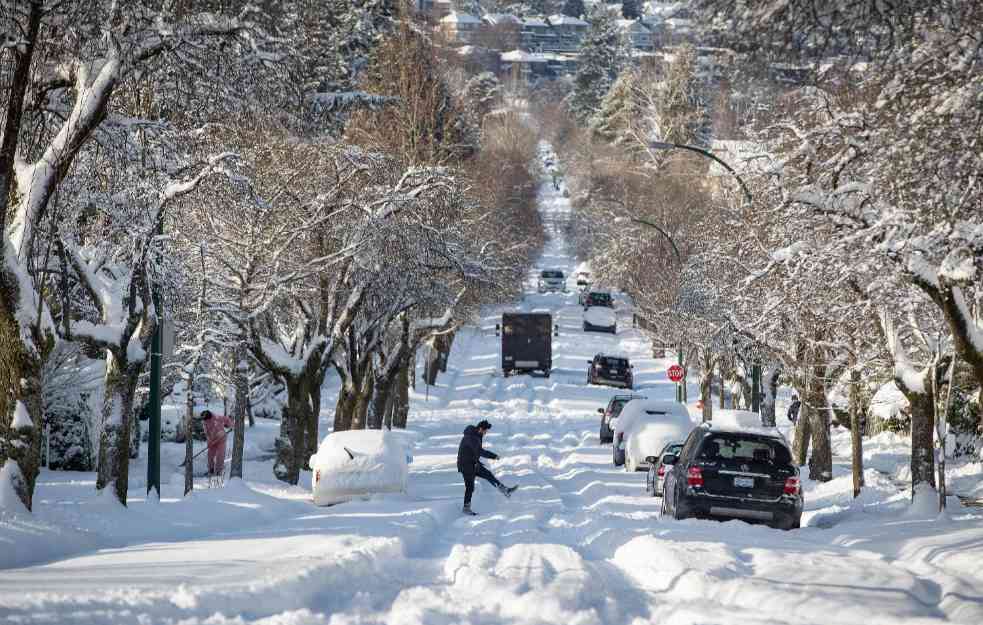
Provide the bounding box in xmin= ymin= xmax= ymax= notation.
xmin=457 ymin=419 xmax=517 ymax=515
xmin=787 ymin=395 xmax=801 ymax=424
xmin=201 ymin=410 xmax=233 ymax=478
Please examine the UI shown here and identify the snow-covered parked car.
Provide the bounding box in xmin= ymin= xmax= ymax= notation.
xmin=583 ymin=305 xmax=617 ymax=333
xmin=612 ymin=399 xmax=693 ymax=472
xmin=310 ymin=429 xmax=412 ymax=506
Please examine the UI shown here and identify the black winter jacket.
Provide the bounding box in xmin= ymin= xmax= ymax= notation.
xmin=457 ymin=425 xmax=497 ymax=472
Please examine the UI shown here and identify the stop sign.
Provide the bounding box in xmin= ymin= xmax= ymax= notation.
xmin=667 ymin=364 xmax=684 ymax=383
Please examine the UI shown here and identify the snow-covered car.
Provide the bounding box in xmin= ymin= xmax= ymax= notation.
xmin=537 ymin=269 xmax=567 ymax=293
xmin=587 ymin=353 xmax=633 ymax=389
xmin=598 ymin=393 xmax=646 ymax=443
xmin=583 ymin=305 xmax=617 ymax=333
xmin=612 ymin=399 xmax=693 ymax=472
xmin=645 ymin=440 xmax=684 ymax=497
xmin=309 ymin=430 xmax=412 ymax=506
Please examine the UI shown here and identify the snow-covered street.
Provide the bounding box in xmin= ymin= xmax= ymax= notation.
xmin=2 ymin=164 xmax=982 ymax=625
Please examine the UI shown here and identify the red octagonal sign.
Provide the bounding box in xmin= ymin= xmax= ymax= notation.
xmin=667 ymin=364 xmax=685 ymax=383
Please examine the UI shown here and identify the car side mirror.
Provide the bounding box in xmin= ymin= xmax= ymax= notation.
xmin=597 ymin=408 xmax=605 ymax=414
xmin=554 ymin=326 xmax=559 ymax=336
xmin=495 ymin=323 xmax=500 ymax=337
xmin=587 ymin=360 xmax=592 ymax=365
xmin=662 ymin=454 xmax=678 ymax=465
xmin=645 ymin=455 xmax=657 ymax=464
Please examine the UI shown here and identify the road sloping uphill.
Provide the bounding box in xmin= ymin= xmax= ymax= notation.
xmin=1 ymin=144 xmax=981 ymax=625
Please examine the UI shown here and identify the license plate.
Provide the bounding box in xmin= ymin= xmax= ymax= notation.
xmin=734 ymin=476 xmax=755 ymax=488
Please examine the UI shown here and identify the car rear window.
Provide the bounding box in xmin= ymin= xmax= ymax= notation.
xmin=541 ymin=270 xmax=563 ymax=278
xmin=588 ymin=293 xmax=612 ymax=305
xmin=610 ymin=399 xmax=629 ymax=416
xmin=600 ymin=357 xmax=628 ymax=368
xmin=698 ymin=434 xmax=792 ymax=465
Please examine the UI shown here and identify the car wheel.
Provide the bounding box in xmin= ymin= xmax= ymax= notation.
xmin=673 ymin=497 xmax=690 ymax=521
xmin=613 ymin=447 xmax=624 ymax=467
xmin=661 ymin=491 xmax=670 ymax=515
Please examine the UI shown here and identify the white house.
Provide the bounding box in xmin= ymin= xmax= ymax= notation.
xmin=440 ymin=12 xmax=482 ymax=44
xmin=617 ymin=19 xmax=653 ymax=51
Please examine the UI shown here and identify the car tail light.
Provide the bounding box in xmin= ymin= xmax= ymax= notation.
xmin=657 ymin=465 xmax=666 ymax=477
xmin=783 ymin=477 xmax=800 ymax=495
xmin=687 ymin=466 xmax=703 ymax=487
xmin=315 ymin=469 xmax=320 ymax=485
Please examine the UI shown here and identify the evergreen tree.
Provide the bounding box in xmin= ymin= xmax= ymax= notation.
xmin=590 ymin=68 xmax=645 ymax=150
xmin=562 ymin=0 xmax=585 ymax=18
xmin=568 ymin=7 xmax=627 ymax=124
xmin=46 ymin=400 xmax=94 ymax=472
xmin=621 ymin=0 xmax=641 ymax=20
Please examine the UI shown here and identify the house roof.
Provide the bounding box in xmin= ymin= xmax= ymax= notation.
xmin=547 ymin=14 xmax=588 ymax=26
xmin=522 ymin=17 xmax=549 ymax=27
xmin=440 ymin=12 xmax=481 ymax=25
xmin=501 ymin=49 xmax=548 ymax=63
xmin=483 ymin=13 xmax=522 ymax=25
xmin=617 ymin=19 xmax=651 ymax=32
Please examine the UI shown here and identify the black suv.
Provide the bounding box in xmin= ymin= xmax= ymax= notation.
xmin=661 ymin=423 xmax=803 ymax=530
xmin=587 ymin=354 xmax=633 ymax=390
xmin=597 ymin=393 xmax=646 ymax=443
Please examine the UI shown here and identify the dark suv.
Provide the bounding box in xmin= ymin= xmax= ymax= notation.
xmin=587 ymin=354 xmax=633 ymax=390
xmin=597 ymin=393 xmax=646 ymax=443
xmin=661 ymin=423 xmax=803 ymax=530
xmin=582 ymin=291 xmax=613 ymax=310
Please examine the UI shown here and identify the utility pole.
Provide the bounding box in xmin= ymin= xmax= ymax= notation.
xmin=147 ymin=222 xmax=162 ymax=499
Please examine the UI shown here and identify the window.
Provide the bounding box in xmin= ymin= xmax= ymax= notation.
xmin=700 ymin=434 xmax=791 ymax=464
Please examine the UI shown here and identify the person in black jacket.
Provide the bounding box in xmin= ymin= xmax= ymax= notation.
xmin=787 ymin=395 xmax=801 ymax=424
xmin=457 ymin=419 xmax=517 ymax=515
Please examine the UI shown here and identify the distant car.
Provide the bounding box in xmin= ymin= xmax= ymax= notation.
xmin=612 ymin=399 xmax=692 ymax=471
xmin=645 ymin=441 xmax=684 ymax=496
xmin=661 ymin=421 xmax=803 ymax=530
xmin=537 ymin=269 xmax=566 ymax=293
xmin=597 ymin=393 xmax=647 ymax=443
xmin=587 ymin=354 xmax=633 ymax=390
xmin=310 ymin=430 xmax=412 ymax=506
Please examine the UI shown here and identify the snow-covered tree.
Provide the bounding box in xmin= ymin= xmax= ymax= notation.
xmin=568 ymin=6 xmax=627 ymax=124
xmin=621 ymin=0 xmax=641 ymax=20
xmin=562 ymin=0 xmax=586 ymax=18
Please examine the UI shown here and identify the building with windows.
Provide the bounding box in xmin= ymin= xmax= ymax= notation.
xmin=440 ymin=12 xmax=482 ymax=44
xmin=545 ymin=15 xmax=589 ymax=52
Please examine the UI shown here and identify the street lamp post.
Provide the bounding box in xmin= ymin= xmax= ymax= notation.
xmin=647 ymin=141 xmax=760 ymax=411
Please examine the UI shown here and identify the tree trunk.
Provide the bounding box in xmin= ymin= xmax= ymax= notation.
xmin=333 ymin=383 xmax=356 ymax=432
xmin=184 ymin=370 xmax=194 ymax=496
xmin=96 ymin=352 xmax=139 ymax=505
xmin=304 ymin=384 xmax=320 ymax=470
xmin=393 ymin=352 xmax=411 ymax=429
xmin=367 ymin=370 xmax=392 ymax=430
xmin=806 ymin=364 xmax=832 ymax=482
xmin=907 ymin=381 xmax=936 ymax=493
xmin=351 ymin=373 xmax=374 ymax=430
xmin=849 ymin=368 xmax=864 ymax=498
xmin=792 ymin=387 xmax=811 ymax=467
xmin=230 ymin=354 xmax=248 ymax=479
xmin=274 ymin=376 xmax=311 ymax=485
xmin=760 ymin=365 xmax=780 ymax=427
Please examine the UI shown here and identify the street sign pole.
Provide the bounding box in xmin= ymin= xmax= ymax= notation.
xmin=751 ymin=363 xmax=761 ymax=413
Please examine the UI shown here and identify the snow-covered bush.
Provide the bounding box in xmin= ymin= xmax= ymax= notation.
xmin=45 ymin=400 xmax=94 ymax=472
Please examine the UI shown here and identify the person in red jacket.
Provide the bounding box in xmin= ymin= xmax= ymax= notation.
xmin=201 ymin=410 xmax=233 ymax=477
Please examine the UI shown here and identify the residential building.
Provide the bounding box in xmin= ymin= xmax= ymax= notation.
xmin=546 ymin=15 xmax=589 ymax=52
xmin=617 ymin=19 xmax=653 ymax=51
xmin=479 ymin=13 xmax=522 ymax=50
xmin=501 ymin=50 xmax=550 ymax=83
xmin=519 ymin=17 xmax=556 ymax=52
xmin=440 ymin=12 xmax=482 ymax=45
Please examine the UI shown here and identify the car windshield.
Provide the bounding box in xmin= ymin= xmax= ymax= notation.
xmin=699 ymin=434 xmax=792 ymax=465
xmin=587 ymin=293 xmax=612 ymax=306
xmin=663 ymin=443 xmax=683 ymax=456
xmin=600 ymin=357 xmax=627 ymax=368
xmin=610 ymin=399 xmax=630 ymax=417
xmin=541 ymin=270 xmax=563 ymax=279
